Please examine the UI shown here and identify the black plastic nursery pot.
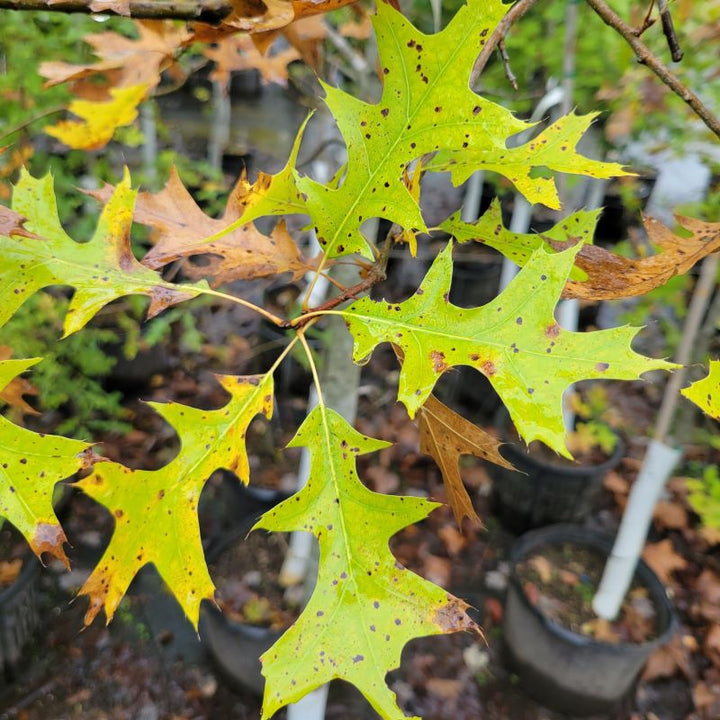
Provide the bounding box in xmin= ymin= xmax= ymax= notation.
xmin=503 ymin=525 xmax=676 ymax=717
xmin=0 ymin=553 xmax=42 ymax=683
xmin=490 ymin=430 xmax=625 ymax=533
xmin=200 ymin=604 xmax=282 ymax=696
xmin=200 ymin=497 xmax=291 ymax=696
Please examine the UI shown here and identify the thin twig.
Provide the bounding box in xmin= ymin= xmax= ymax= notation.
xmin=657 ymin=0 xmax=683 ymax=62
xmin=497 ymin=40 xmax=518 ymax=91
xmin=291 ymin=227 xmax=396 ymax=329
xmin=0 ymin=0 xmax=232 ymax=21
xmin=633 ymin=0 xmax=656 ymax=37
xmin=0 ymin=105 xmax=65 ymax=143
xmin=470 ymin=0 xmax=542 ymax=86
xmin=585 ymin=0 xmax=720 ymax=139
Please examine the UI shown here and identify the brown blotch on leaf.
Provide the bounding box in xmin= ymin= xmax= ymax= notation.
xmin=432 ymin=595 xmax=480 ymax=634
xmin=596 ymin=362 xmax=610 ymax=372
xmin=31 ymin=522 xmax=69 ymax=569
xmin=545 ymin=323 xmax=560 ymax=338
xmin=430 ymin=350 xmax=448 ymax=373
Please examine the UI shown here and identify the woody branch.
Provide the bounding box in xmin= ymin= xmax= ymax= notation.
xmin=0 ymin=0 xmax=232 ymax=22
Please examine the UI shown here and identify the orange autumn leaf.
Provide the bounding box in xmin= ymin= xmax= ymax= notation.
xmin=192 ymin=0 xmax=359 ymax=40
xmin=39 ymin=20 xmax=190 ymax=98
xmin=88 ymin=167 xmax=320 ymax=285
xmin=204 ymin=33 xmax=300 ymax=90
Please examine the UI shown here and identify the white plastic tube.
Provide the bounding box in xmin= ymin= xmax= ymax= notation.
xmin=287 ymin=685 xmax=330 ymax=720
xmin=593 ymin=439 xmax=681 ymax=620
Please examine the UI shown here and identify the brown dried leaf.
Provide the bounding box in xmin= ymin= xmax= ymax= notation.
xmin=642 ymin=539 xmax=688 ymax=584
xmin=653 ymin=500 xmax=689 ymax=530
xmin=0 ymin=347 xmax=39 ymax=416
xmin=281 ymin=15 xmax=327 ymax=69
xmin=0 ymin=205 xmax=34 ymax=239
xmin=437 ymin=525 xmax=466 ymax=556
xmin=0 ymin=559 xmax=22 ymax=586
xmin=39 ymin=20 xmax=190 ymax=96
xmin=88 ymin=167 xmax=319 ymax=285
xmin=193 ymin=0 xmax=358 ymax=40
xmin=528 ymin=555 xmax=553 ymax=584
xmin=584 ymin=618 xmax=622 ymax=644
xmin=642 ymin=632 xmax=694 ymax=681
xmin=694 ymin=570 xmax=720 ymax=623
xmin=204 ymin=33 xmax=300 ymax=90
xmin=557 ymin=215 xmax=720 ymax=300
xmin=418 ymin=394 xmax=514 ymax=526
xmin=705 ymin=624 xmax=720 ymax=669
xmin=339 ymin=13 xmax=372 ymax=39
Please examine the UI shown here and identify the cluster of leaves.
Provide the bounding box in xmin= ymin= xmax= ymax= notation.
xmin=1 ymin=1 xmax=719 ymax=718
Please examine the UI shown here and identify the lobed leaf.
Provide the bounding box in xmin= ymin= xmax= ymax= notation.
xmin=345 ymin=243 xmax=676 ymax=457
xmin=75 ymin=373 xmax=274 ymax=628
xmin=418 ymin=394 xmax=512 ymax=526
xmin=89 ymin=165 xmax=319 ymax=286
xmin=39 ymin=21 xmax=190 ymax=95
xmin=256 ymin=407 xmax=477 ymax=720
xmin=682 ymin=360 xmax=720 ymax=421
xmin=0 ymin=359 xmax=91 ymax=566
xmin=441 ymin=197 xmax=596 ymax=281
xmin=241 ymin=0 xmax=625 ymax=261
xmin=204 ymin=33 xmax=300 ymax=90
xmin=0 ymin=169 xmax=201 ymax=337
xmin=560 ymin=215 xmax=720 ymax=300
xmin=45 ymin=84 xmax=149 ymax=150
xmin=428 ymin=112 xmax=630 ymax=210
xmin=0 ymin=346 xmax=39 ymax=415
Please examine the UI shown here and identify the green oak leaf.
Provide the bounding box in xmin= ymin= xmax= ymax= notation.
xmin=245 ymin=0 xmax=625 ymax=261
xmin=255 ymin=407 xmax=477 ymax=720
xmin=236 ymin=111 xmax=311 ymax=226
xmin=427 ymin=112 xmax=629 ymax=209
xmin=345 ymin=243 xmax=676 ymax=456
xmin=75 ymin=373 xmax=273 ymax=628
xmin=440 ymin=197 xmax=598 ymax=281
xmin=0 ymin=358 xmax=90 ymax=565
xmin=0 ymin=168 xmax=201 ymax=337
xmin=682 ymin=360 xmax=720 ymax=420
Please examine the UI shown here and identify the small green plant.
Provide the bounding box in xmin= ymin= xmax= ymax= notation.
xmin=567 ymin=384 xmax=619 ymax=457
xmin=686 ymin=464 xmax=720 ymax=530
xmin=0 ymin=293 xmax=128 ymax=437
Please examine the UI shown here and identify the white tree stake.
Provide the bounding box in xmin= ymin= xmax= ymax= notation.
xmin=594 ymin=253 xmax=719 ymax=620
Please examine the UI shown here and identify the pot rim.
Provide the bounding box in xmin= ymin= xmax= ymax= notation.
xmin=509 ymin=523 xmax=677 ymax=654
xmin=499 ymin=421 xmax=626 ymax=478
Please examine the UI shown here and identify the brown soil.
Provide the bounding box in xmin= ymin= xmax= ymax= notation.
xmin=516 ymin=543 xmax=660 ymax=644
xmin=212 ymin=528 xmax=300 ymax=630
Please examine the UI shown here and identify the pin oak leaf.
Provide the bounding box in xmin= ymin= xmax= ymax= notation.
xmin=76 ymin=373 xmax=274 ymax=629
xmin=0 ymin=169 xmax=200 ymax=337
xmin=345 ymin=243 xmax=676 ymax=457
xmin=0 ymin=359 xmax=91 ymax=566
xmin=682 ymin=360 xmax=720 ymax=421
xmin=245 ymin=0 xmax=626 ymax=261
xmin=255 ymin=407 xmax=477 ymax=720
